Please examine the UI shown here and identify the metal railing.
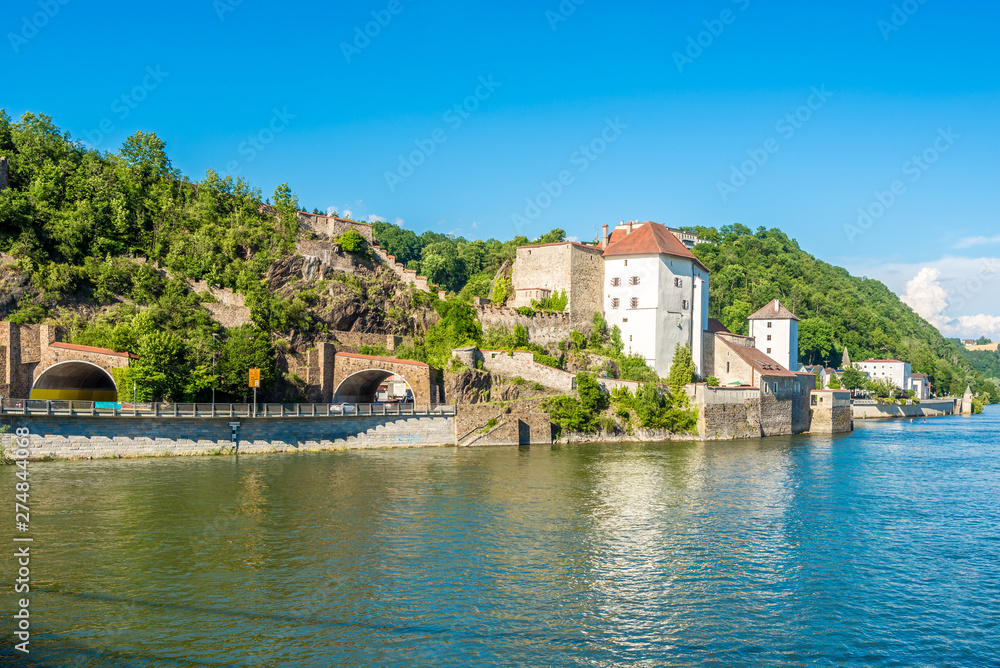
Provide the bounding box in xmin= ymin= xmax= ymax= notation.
xmin=0 ymin=398 xmax=456 ymax=418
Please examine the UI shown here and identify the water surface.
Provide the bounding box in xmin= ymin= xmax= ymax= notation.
xmin=3 ymin=407 xmax=999 ymax=666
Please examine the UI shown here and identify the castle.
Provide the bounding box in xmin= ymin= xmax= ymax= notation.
xmin=511 ymin=221 xmax=710 ymax=376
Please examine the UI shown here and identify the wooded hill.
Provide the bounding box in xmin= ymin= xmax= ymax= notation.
xmin=0 ymin=110 xmax=995 ymax=403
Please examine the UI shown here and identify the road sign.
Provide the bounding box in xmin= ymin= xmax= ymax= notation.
xmin=249 ymin=368 xmax=260 ymax=388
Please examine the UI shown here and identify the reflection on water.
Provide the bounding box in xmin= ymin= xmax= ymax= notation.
xmin=3 ymin=406 xmax=1000 ymax=666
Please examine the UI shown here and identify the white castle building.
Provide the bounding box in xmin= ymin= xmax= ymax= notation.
xmin=510 ymin=221 xmax=710 ymax=377
xmin=748 ymin=299 xmax=799 ymax=372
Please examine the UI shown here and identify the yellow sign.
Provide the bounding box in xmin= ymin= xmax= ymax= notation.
xmin=249 ymin=368 xmax=260 ymax=388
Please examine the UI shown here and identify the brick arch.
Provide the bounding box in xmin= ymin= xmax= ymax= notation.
xmin=30 ymin=360 xmax=118 ymax=401
xmin=332 ymin=353 xmax=436 ymax=404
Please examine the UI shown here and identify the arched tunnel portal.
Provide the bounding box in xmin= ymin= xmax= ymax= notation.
xmin=30 ymin=361 xmax=118 ymax=401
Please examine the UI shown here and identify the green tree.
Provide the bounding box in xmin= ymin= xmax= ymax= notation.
xmin=827 ymin=373 xmax=842 ymax=389
xmin=799 ymin=318 xmax=835 ymax=365
xmin=841 ymin=364 xmax=866 ymax=391
xmin=667 ymin=343 xmax=696 ymax=389
xmin=217 ymin=324 xmax=277 ymax=401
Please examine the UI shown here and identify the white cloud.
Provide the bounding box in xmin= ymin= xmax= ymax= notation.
xmin=900 ymin=265 xmax=1000 ymax=337
xmin=368 ymin=215 xmax=387 ymax=224
xmin=394 ymin=217 xmax=405 ymax=227
xmin=342 ymin=209 xmax=352 ymax=219
xmin=900 ymin=267 xmax=950 ymax=330
xmin=954 ymin=233 xmax=1000 ymax=249
xmin=325 ymin=206 xmax=338 ymax=217
xmin=567 ymin=235 xmax=580 ymax=242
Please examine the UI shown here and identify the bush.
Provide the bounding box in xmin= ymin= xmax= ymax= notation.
xmin=531 ymin=290 xmax=568 ymax=312
xmin=517 ymin=306 xmax=535 ymax=317
xmin=338 ymin=229 xmax=368 ymax=254
xmin=533 ymin=352 xmax=562 ymax=369
xmin=532 ymin=382 xmax=543 ymax=391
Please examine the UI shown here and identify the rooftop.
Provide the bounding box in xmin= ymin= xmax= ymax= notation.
xmin=49 ymin=341 xmax=139 ymax=359
xmin=748 ymin=299 xmax=800 ymax=321
xmin=603 ymin=222 xmax=710 ymax=271
xmin=720 ymin=337 xmax=797 ymax=378
xmin=860 ymin=359 xmax=905 ymax=364
xmin=706 ymin=318 xmax=731 ymax=334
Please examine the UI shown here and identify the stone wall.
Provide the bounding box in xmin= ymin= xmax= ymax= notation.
xmin=3 ymin=414 xmax=456 ymax=460
xmin=454 ymin=404 xmax=551 ymax=447
xmin=851 ymin=398 xmax=955 ymax=420
xmin=809 ymin=394 xmax=853 ymax=434
xmin=509 ymin=242 xmax=604 ymax=331
xmin=568 ymin=244 xmax=605 ymax=330
xmin=331 ymin=331 xmax=413 ymax=350
xmin=481 ymin=350 xmax=576 ymax=392
xmin=293 ymin=212 xmax=375 ymax=243
xmin=370 ymin=243 xmax=434 ymax=293
xmin=332 ymin=352 xmax=436 ymax=404
xmin=477 ymin=306 xmax=573 ymax=346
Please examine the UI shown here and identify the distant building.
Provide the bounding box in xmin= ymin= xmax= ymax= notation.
xmin=909 ymin=372 xmax=930 ymax=399
xmin=748 ymin=299 xmax=799 ymax=372
xmin=858 ymin=359 xmax=911 ymax=391
xmin=799 ymin=364 xmax=841 ymax=389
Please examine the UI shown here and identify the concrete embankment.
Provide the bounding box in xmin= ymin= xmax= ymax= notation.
xmin=3 ymin=415 xmax=456 ymax=461
xmin=851 ymin=398 xmax=956 ymax=420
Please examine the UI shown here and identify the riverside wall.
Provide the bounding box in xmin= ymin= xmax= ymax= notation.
xmin=2 ymin=415 xmax=456 ymax=461
xmin=851 ymin=399 xmax=956 ymax=420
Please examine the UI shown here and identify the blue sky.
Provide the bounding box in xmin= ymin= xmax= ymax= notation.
xmin=4 ymin=0 xmax=999 ymax=336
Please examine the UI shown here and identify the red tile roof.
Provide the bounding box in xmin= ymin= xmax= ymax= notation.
xmin=335 ymin=352 xmax=429 ymax=367
xmin=719 ymin=338 xmax=797 ymax=378
xmin=748 ymin=299 xmax=800 ymax=321
xmin=602 ymin=222 xmax=710 ymax=272
xmin=49 ymin=342 xmax=139 ymax=359
xmin=706 ymin=318 xmax=731 ymax=334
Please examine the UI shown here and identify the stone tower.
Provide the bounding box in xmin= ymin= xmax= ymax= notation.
xmin=961 ymin=385 xmax=974 ymax=415
xmin=0 ymin=156 xmax=8 ymax=191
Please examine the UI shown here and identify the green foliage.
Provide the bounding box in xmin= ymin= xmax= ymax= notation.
xmin=337 ymin=229 xmax=371 ymax=259
xmin=799 ymin=318 xmax=835 ymax=365
xmin=692 ymin=224 xmax=987 ymax=397
xmin=610 ymin=384 xmax=697 ymax=434
xmin=482 ymin=325 xmax=528 ymax=350
xmin=358 ymin=344 xmax=392 ymax=357
xmin=517 ymin=306 xmax=535 ymax=317
xmin=866 ymin=376 xmax=898 ymax=399
xmin=618 ymin=353 xmax=659 ymax=383
xmin=827 ymin=373 xmax=842 ymax=389
xmin=532 ymin=352 xmax=563 ymax=369
xmin=216 ymin=324 xmax=277 ymax=401
xmin=666 ymin=343 xmax=696 ymax=390
xmin=841 ymin=364 xmax=866 ymax=390
xmin=542 ymin=373 xmax=607 ymax=435
xmin=704 ymin=376 xmax=720 ymax=386
xmin=423 ymin=300 xmax=482 ymax=368
xmin=491 ymin=271 xmax=512 ymax=307
xmin=532 ymin=382 xmax=543 ymax=391
xmin=532 ymin=289 xmax=568 ymax=312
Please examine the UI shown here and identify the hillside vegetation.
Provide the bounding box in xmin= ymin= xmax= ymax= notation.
xmin=687 ymin=225 xmax=995 ymax=400
xmin=0 ymin=110 xmax=994 ymax=403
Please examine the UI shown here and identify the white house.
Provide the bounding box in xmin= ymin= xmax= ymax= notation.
xmin=909 ymin=372 xmax=930 ymax=399
xmin=858 ymin=359 xmax=911 ymax=391
xmin=602 ymin=222 xmax=710 ymax=377
xmin=749 ymin=300 xmax=799 ymax=372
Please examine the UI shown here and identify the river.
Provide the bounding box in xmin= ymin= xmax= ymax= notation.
xmin=3 ymin=406 xmax=999 ymax=666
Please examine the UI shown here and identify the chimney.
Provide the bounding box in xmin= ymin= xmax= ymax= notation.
xmin=626 ymin=221 xmax=634 ymax=234
xmin=601 ymin=224 xmax=609 ymax=249
xmin=774 ymin=299 xmax=779 ymax=313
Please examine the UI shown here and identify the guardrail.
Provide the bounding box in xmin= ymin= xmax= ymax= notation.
xmin=0 ymin=399 xmax=457 ymax=418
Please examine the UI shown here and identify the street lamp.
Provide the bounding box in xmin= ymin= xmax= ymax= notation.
xmin=212 ymin=333 xmax=218 ymax=406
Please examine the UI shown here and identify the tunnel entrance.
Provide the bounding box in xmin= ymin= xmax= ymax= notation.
xmin=30 ymin=361 xmax=118 ymax=401
xmin=332 ymin=370 xmax=414 ymax=404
